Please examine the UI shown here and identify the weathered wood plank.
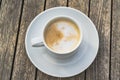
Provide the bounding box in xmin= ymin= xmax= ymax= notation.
xmin=69 ymin=0 xmax=89 ymax=15
xmin=11 ymin=0 xmax=45 ymax=80
xmin=45 ymin=0 xmax=67 ymax=9
xmin=0 ymin=0 xmax=23 ymax=80
xmin=86 ymin=0 xmax=111 ymax=80
xmin=111 ymin=0 xmax=120 ymax=80
xmin=36 ymin=0 xmax=67 ymax=80
xmin=60 ymin=73 xmax=85 ymax=80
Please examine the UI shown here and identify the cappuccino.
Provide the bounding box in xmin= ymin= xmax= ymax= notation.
xmin=44 ymin=17 xmax=80 ymax=53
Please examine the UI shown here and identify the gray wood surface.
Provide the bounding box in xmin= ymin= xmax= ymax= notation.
xmin=0 ymin=0 xmax=119 ymax=80
xmin=0 ymin=0 xmax=23 ymax=80
xmin=11 ymin=0 xmax=45 ymax=80
xmin=86 ymin=0 xmax=111 ymax=80
xmin=45 ymin=0 xmax=67 ymax=9
xmin=69 ymin=0 xmax=89 ymax=15
xmin=111 ymin=0 xmax=120 ymax=80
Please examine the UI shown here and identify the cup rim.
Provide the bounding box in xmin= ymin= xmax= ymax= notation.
xmin=42 ymin=15 xmax=83 ymax=54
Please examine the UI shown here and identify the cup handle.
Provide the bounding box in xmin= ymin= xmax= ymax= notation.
xmin=31 ymin=38 xmax=44 ymax=47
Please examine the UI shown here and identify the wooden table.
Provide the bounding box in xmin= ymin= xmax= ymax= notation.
xmin=0 ymin=0 xmax=120 ymax=80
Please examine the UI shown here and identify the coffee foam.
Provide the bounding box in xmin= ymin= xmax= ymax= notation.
xmin=45 ymin=18 xmax=80 ymax=53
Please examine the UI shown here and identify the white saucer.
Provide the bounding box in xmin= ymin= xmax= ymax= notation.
xmin=25 ymin=7 xmax=99 ymax=77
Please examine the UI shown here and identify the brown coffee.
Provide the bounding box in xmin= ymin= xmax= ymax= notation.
xmin=44 ymin=17 xmax=80 ymax=53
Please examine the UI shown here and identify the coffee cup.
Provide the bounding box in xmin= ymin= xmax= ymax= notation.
xmin=31 ymin=15 xmax=82 ymax=57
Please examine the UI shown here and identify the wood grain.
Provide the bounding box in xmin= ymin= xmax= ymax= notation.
xmin=11 ymin=0 xmax=45 ymax=80
xmin=0 ymin=0 xmax=23 ymax=80
xmin=0 ymin=0 xmax=118 ymax=80
xmin=45 ymin=0 xmax=67 ymax=9
xmin=86 ymin=0 xmax=111 ymax=80
xmin=111 ymin=0 xmax=120 ymax=80
xmin=69 ymin=0 xmax=89 ymax=15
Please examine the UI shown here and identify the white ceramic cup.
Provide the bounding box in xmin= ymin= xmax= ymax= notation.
xmin=31 ymin=15 xmax=83 ymax=58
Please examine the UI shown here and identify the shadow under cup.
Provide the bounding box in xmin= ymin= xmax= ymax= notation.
xmin=43 ymin=16 xmax=82 ymax=57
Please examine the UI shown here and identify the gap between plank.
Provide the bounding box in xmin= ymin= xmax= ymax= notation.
xmin=0 ymin=0 xmax=2 ymax=9
xmin=43 ymin=0 xmax=46 ymax=10
xmin=66 ymin=0 xmax=69 ymax=7
xmin=84 ymin=70 xmax=86 ymax=80
xmin=34 ymin=0 xmax=47 ymax=80
xmin=109 ymin=0 xmax=113 ymax=80
xmin=9 ymin=0 xmax=24 ymax=80
xmin=88 ymin=0 xmax=91 ymax=17
xmin=34 ymin=68 xmax=38 ymax=80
